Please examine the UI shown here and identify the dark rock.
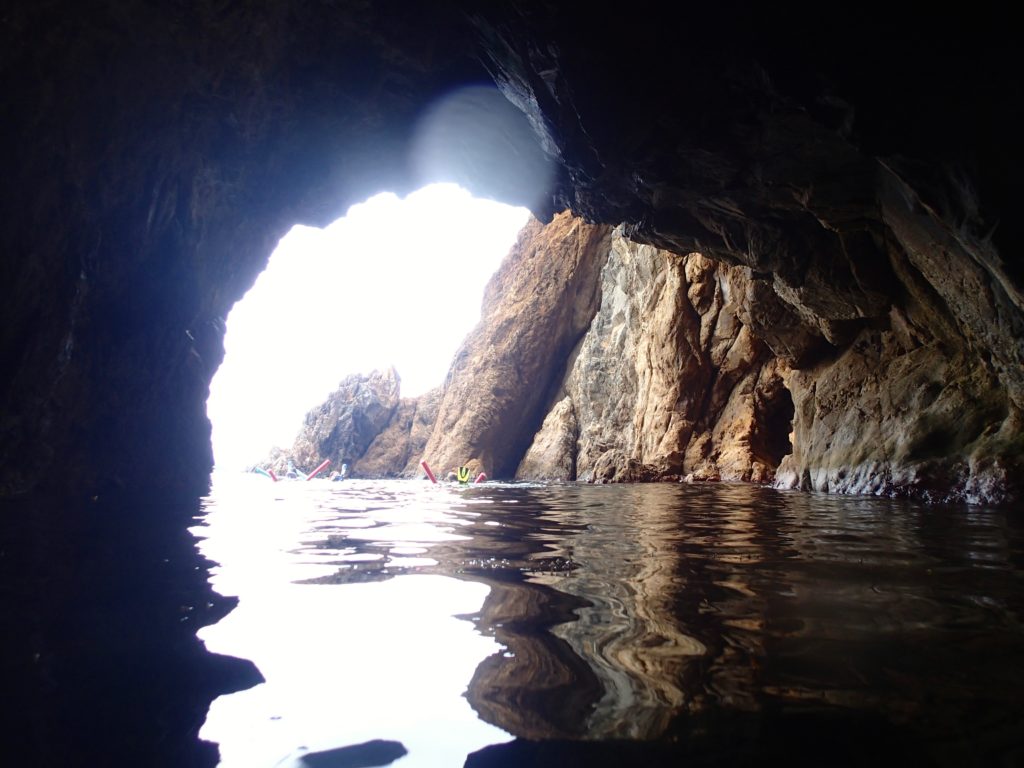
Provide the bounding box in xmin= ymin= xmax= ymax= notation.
xmin=1 ymin=2 xmax=1020 ymax=502
xmin=1 ymin=2 xmax=1022 ymax=763
xmin=269 ymin=368 xmax=400 ymax=476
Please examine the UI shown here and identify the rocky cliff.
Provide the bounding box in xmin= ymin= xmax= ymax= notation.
xmin=417 ymin=214 xmax=1021 ymax=503
xmin=518 ymin=235 xmax=792 ymax=484
xmin=2 ymin=2 xmax=1019 ymax=504
xmin=267 ymin=367 xmax=440 ymax=479
xmin=420 ymin=212 xmax=612 ymax=478
xmin=280 ymin=202 xmax=1022 ymax=505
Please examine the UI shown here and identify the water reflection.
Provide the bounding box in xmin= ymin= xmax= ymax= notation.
xmin=196 ymin=476 xmax=1024 ymax=767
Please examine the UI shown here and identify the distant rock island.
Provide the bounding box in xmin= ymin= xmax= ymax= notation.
xmin=265 ymin=367 xmax=440 ymax=479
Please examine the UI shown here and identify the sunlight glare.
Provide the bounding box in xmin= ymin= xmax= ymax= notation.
xmin=207 ymin=184 xmax=529 ymax=471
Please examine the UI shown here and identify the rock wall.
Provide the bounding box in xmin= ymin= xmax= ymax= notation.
xmin=435 ymin=212 xmax=1021 ymax=503
xmin=772 ymin=168 xmax=1024 ymax=504
xmin=517 ymin=232 xmax=793 ymax=483
xmin=267 ymin=368 xmax=441 ymax=479
xmin=419 ymin=212 xmax=612 ymax=478
xmin=358 ymin=387 xmax=442 ymax=477
xmin=270 ymin=202 xmax=1022 ymax=506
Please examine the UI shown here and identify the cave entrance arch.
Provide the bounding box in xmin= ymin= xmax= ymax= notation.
xmin=206 ymin=183 xmax=529 ymax=472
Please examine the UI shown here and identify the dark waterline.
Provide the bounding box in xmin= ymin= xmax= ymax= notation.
xmin=0 ymin=494 xmax=260 ymax=767
xmin=196 ymin=476 xmax=1024 ymax=767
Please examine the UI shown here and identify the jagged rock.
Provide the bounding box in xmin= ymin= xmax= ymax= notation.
xmin=357 ymin=387 xmax=442 ymax=477
xmin=268 ymin=373 xmax=442 ymax=479
xmin=1 ymin=2 xmax=1019 ymax=503
xmin=421 ymin=212 xmax=612 ymax=478
xmin=769 ymin=167 xmax=1024 ymax=504
xmin=515 ymin=397 xmax=578 ymax=481
xmin=518 ymin=232 xmax=793 ymax=483
xmin=271 ymin=369 xmax=400 ymax=476
xmin=775 ymin=325 xmax=1023 ymax=505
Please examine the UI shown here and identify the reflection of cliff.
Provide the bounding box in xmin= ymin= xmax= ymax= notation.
xmin=451 ymin=485 xmax=798 ymax=741
xmin=464 ymin=578 xmax=603 ymax=739
xmin=391 ymin=485 xmax=770 ymax=741
xmin=539 ymin=485 xmax=707 ymax=738
xmin=450 ymin=486 xmax=712 ymax=740
xmin=283 ymin=480 xmax=1024 ymax=760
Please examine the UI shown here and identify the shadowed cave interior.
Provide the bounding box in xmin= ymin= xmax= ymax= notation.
xmin=1 ymin=1 xmax=1022 ymax=765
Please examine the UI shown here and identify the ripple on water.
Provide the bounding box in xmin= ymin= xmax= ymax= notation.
xmin=195 ymin=475 xmax=1024 ymax=767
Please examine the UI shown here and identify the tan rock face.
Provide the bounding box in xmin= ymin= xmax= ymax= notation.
xmin=510 ymin=193 xmax=1023 ymax=503
xmin=518 ymin=232 xmax=793 ymax=483
xmin=775 ymin=335 xmax=1020 ymax=504
xmin=420 ymin=212 xmax=612 ymax=477
xmin=278 ymin=199 xmax=1022 ymax=505
xmin=358 ymin=387 xmax=442 ymax=477
xmin=769 ymin=171 xmax=1024 ymax=504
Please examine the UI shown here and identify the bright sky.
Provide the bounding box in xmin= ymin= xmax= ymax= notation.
xmin=207 ymin=183 xmax=530 ymax=471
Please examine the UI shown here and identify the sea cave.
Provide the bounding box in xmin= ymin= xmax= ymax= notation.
xmin=1 ymin=2 xmax=1021 ymax=765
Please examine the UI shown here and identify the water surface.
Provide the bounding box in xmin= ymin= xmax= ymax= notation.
xmin=196 ymin=476 xmax=1024 ymax=766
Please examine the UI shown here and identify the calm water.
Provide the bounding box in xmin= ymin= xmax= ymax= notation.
xmin=195 ymin=476 xmax=1024 ymax=767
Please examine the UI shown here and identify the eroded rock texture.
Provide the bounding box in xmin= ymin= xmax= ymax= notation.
xmin=268 ymin=368 xmax=440 ymax=478
xmin=2 ymin=2 xmax=1022 ymax=765
xmin=2 ymin=2 xmax=1020 ymax=504
xmin=771 ymin=170 xmax=1024 ymax=503
xmin=420 ymin=212 xmax=612 ymax=478
xmin=519 ymin=233 xmax=793 ymax=483
xmin=358 ymin=386 xmax=442 ymax=477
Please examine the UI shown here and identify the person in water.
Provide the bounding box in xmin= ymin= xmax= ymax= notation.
xmin=445 ymin=466 xmax=472 ymax=484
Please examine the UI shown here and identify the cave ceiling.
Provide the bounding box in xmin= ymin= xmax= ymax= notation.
xmin=0 ymin=1 xmax=1019 ymax=497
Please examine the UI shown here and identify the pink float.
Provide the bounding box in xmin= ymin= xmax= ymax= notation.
xmin=306 ymin=459 xmax=331 ymax=480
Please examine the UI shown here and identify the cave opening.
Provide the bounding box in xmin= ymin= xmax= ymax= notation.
xmin=206 ymin=183 xmax=529 ymax=472
xmin=754 ymin=382 xmax=796 ymax=469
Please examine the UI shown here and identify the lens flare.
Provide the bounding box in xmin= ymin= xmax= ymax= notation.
xmin=412 ymin=85 xmax=555 ymax=213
